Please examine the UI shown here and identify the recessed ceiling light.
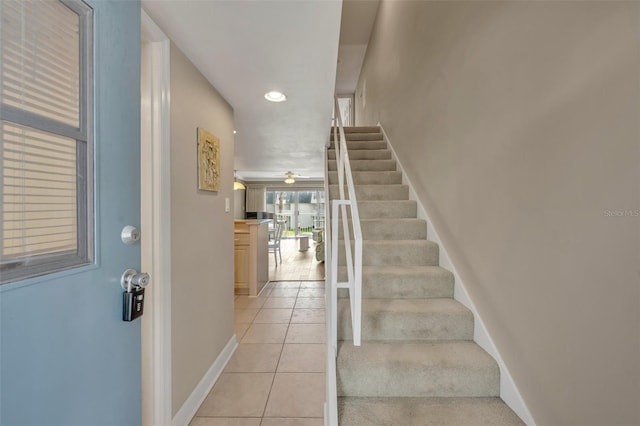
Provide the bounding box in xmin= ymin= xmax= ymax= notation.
xmin=233 ymin=130 xmax=237 ymax=134
xmin=264 ymin=91 xmax=286 ymax=102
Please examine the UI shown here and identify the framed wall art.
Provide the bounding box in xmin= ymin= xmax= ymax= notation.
xmin=197 ymin=128 xmax=220 ymax=192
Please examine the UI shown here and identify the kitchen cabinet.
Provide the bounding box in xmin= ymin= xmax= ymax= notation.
xmin=234 ymin=220 xmax=269 ymax=296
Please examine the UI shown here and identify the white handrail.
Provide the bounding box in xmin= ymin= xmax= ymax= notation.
xmin=330 ymin=97 xmax=363 ymax=347
xmin=325 ymin=98 xmax=363 ymax=426
xmin=323 ymin=142 xmax=338 ymax=426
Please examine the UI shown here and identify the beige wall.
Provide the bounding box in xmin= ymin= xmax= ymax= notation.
xmin=356 ymin=2 xmax=640 ymax=425
xmin=169 ymin=43 xmax=235 ymax=415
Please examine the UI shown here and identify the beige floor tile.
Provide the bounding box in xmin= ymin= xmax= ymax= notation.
xmin=285 ymin=324 xmax=326 ymax=344
xmin=190 ymin=417 xmax=261 ymax=426
xmin=225 ymin=344 xmax=283 ymax=372
xmin=297 ymin=288 xmax=325 ymax=298
xmin=269 ymin=288 xmax=299 ymax=298
xmin=260 ymin=419 xmax=322 ymax=426
xmin=269 ymin=240 xmax=324 ymax=282
xmin=300 ymin=281 xmax=325 ymax=288
xmin=241 ymin=323 xmax=289 ymax=344
xmin=196 ymin=373 xmax=273 ymax=417
xmin=254 ymin=308 xmax=293 ymax=324
xmin=294 ymin=297 xmax=325 ymax=309
xmin=235 ymin=297 xmax=267 ymax=310
xmin=263 ymin=373 xmax=325 ymax=418
xmin=270 ymin=282 xmax=301 ymax=289
xmin=291 ymin=309 xmax=325 ymax=324
xmin=235 ymin=323 xmax=251 ymax=341
xmin=277 ymin=344 xmax=325 ymax=372
xmin=257 ymin=288 xmax=273 ymax=298
xmin=263 ymin=297 xmax=296 ymax=309
xmin=235 ymin=308 xmax=259 ymax=323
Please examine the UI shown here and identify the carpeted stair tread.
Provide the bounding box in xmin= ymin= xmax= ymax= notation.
xmin=329 ymin=140 xmax=388 ymax=150
xmin=328 ymin=171 xmax=402 ymax=185
xmin=338 ymin=265 xmax=454 ymax=299
xmin=327 ymin=148 xmax=391 ymax=160
xmin=330 ymin=132 xmax=384 ymax=141
xmin=337 ymin=239 xmax=439 ymax=266
xmin=337 ymin=397 xmax=525 ymax=425
xmin=337 ymin=218 xmax=427 ymax=240
xmin=353 ymin=200 xmax=417 ymax=218
xmin=329 ymin=184 xmax=408 ymax=200
xmin=337 ymin=298 xmax=473 ymax=341
xmin=328 ymin=159 xmax=397 ymax=172
xmin=335 ymin=126 xmax=381 ymax=134
xmin=337 ymin=341 xmax=500 ymax=398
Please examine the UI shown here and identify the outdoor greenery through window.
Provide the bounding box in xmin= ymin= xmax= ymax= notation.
xmin=0 ymin=0 xmax=93 ymax=284
xmin=266 ymin=190 xmax=325 ymax=238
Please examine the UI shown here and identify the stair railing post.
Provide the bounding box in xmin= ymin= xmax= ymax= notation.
xmin=330 ymin=200 xmax=340 ymax=349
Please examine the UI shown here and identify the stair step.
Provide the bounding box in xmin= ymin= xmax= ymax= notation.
xmin=330 ymin=132 xmax=383 ymax=142
xmin=337 ymin=341 xmax=499 ymax=397
xmin=328 ymin=159 xmax=396 ymax=172
xmin=353 ymin=200 xmax=417 ymax=219
xmin=337 ymin=218 xmax=426 ymax=240
xmin=335 ymin=126 xmax=380 ymax=134
xmin=337 ymin=240 xmax=439 ymax=266
xmin=329 ymin=140 xmax=388 ymax=150
xmin=338 ymin=397 xmax=524 ymax=425
xmin=328 ymin=171 xmax=402 ymax=185
xmin=327 ymin=149 xmax=391 ymax=160
xmin=337 ymin=298 xmax=473 ymax=341
xmin=329 ymin=184 xmax=408 ymax=201
xmin=338 ymin=266 xmax=454 ymax=299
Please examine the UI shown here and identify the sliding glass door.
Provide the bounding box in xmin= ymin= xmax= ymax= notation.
xmin=266 ymin=190 xmax=325 ymax=238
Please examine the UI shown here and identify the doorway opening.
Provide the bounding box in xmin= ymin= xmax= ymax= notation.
xmin=334 ymin=94 xmax=354 ymax=126
xmin=265 ymin=190 xmax=325 ymax=281
xmin=266 ymin=190 xmax=325 ymax=239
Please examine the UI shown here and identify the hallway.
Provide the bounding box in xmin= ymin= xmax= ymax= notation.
xmin=190 ymin=281 xmax=326 ymax=425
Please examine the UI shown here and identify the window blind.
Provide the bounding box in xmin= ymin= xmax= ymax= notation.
xmin=1 ymin=0 xmax=80 ymax=128
xmin=2 ymin=122 xmax=78 ymax=260
xmin=0 ymin=0 xmax=92 ymax=283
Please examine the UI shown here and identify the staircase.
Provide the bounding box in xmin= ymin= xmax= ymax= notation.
xmin=328 ymin=126 xmax=524 ymax=425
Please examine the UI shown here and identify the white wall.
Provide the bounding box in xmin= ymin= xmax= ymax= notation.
xmin=356 ymin=2 xmax=640 ymax=425
xmin=169 ymin=43 xmax=235 ymax=415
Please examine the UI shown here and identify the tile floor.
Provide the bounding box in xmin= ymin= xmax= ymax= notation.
xmin=190 ymin=281 xmax=326 ymax=426
xmin=269 ymin=239 xmax=325 ymax=282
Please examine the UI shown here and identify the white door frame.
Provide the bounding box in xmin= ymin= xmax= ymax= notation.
xmin=141 ymin=10 xmax=172 ymax=426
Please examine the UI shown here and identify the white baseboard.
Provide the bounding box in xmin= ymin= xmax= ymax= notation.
xmin=172 ymin=335 xmax=238 ymax=426
xmin=378 ymin=123 xmax=536 ymax=426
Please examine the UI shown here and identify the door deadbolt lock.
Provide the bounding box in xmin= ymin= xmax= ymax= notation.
xmin=121 ymin=225 xmax=141 ymax=245
xmin=121 ymin=269 xmax=150 ymax=322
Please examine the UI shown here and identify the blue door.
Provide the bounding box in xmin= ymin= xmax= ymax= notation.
xmin=0 ymin=2 xmax=143 ymax=425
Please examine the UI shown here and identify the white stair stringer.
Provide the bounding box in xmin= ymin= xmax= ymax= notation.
xmin=328 ymin=126 xmax=525 ymax=425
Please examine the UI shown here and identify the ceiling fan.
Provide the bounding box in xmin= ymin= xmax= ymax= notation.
xmin=284 ymin=171 xmax=311 ymax=184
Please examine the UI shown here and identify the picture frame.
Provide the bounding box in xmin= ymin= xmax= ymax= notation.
xmin=197 ymin=128 xmax=220 ymax=192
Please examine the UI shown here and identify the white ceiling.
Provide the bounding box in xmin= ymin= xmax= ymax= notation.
xmin=142 ymin=0 xmax=378 ymax=182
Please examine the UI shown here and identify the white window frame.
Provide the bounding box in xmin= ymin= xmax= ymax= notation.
xmin=0 ymin=0 xmax=94 ymax=284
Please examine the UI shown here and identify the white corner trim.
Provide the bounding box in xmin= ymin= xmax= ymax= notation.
xmin=324 ymin=345 xmax=338 ymax=426
xmin=377 ymin=123 xmax=536 ymax=426
xmin=172 ymin=335 xmax=238 ymax=426
xmin=141 ymin=10 xmax=173 ymax=426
